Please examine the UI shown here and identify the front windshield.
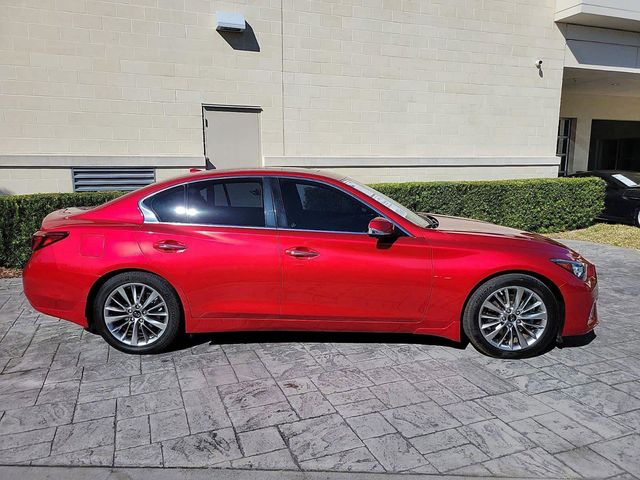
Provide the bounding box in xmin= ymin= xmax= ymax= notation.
xmin=341 ymin=177 xmax=432 ymax=228
xmin=612 ymin=172 xmax=640 ymax=187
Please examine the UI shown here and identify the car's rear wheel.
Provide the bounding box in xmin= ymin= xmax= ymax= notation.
xmin=94 ymin=271 xmax=181 ymax=354
xmin=634 ymin=209 xmax=640 ymax=227
xmin=462 ymin=274 xmax=560 ymax=359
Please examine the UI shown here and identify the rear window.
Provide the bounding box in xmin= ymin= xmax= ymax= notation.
xmin=141 ymin=179 xmax=265 ymax=227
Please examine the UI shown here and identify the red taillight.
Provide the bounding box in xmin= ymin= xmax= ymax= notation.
xmin=31 ymin=231 xmax=69 ymax=252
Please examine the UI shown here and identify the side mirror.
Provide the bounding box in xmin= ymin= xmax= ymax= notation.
xmin=368 ymin=217 xmax=395 ymax=238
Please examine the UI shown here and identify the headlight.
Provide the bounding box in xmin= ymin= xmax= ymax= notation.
xmin=551 ymin=259 xmax=587 ymax=280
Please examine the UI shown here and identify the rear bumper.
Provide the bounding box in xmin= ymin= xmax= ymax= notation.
xmin=560 ymin=278 xmax=598 ymax=337
xmin=22 ymin=251 xmax=94 ymax=328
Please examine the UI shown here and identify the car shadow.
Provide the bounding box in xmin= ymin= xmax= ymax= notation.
xmin=558 ymin=330 xmax=597 ymax=349
xmin=167 ymin=330 xmax=468 ymax=353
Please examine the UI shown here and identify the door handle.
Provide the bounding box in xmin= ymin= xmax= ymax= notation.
xmin=285 ymin=247 xmax=319 ymax=258
xmin=154 ymin=240 xmax=187 ymax=252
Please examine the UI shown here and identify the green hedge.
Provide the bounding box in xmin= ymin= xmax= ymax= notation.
xmin=0 ymin=192 xmax=123 ymax=269
xmin=373 ymin=177 xmax=605 ymax=234
xmin=0 ymin=177 xmax=605 ymax=269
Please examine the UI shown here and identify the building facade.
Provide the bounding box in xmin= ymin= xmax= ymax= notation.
xmin=1 ymin=0 xmax=640 ymax=194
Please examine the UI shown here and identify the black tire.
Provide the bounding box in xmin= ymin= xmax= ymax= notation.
xmin=462 ymin=273 xmax=560 ymax=359
xmin=634 ymin=209 xmax=640 ymax=228
xmin=93 ymin=271 xmax=181 ymax=354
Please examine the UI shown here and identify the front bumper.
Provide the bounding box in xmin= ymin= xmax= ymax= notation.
xmin=560 ymin=277 xmax=598 ymax=337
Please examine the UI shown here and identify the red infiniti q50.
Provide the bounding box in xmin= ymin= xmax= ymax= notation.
xmin=23 ymin=169 xmax=598 ymax=358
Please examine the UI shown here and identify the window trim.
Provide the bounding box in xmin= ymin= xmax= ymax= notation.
xmin=138 ymin=175 xmax=410 ymax=236
xmin=271 ymin=176 xmax=411 ymax=237
xmin=139 ymin=176 xmax=275 ymax=229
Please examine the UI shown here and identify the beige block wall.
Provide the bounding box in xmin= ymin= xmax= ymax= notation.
xmin=0 ymin=0 xmax=565 ymax=168
xmin=0 ymin=168 xmax=72 ymax=194
xmin=560 ymin=92 xmax=640 ymax=172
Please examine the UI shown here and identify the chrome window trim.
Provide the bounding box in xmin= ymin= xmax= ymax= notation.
xmin=138 ymin=174 xmax=412 ymax=237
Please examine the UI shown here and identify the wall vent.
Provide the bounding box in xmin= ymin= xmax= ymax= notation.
xmin=72 ymin=167 xmax=156 ymax=192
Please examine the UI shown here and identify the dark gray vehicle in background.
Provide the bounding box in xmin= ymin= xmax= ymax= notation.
xmin=571 ymin=170 xmax=640 ymax=227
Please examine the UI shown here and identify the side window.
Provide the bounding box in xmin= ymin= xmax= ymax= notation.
xmin=142 ymin=185 xmax=185 ymax=223
xmin=186 ymin=179 xmax=265 ymax=227
xmin=278 ymin=178 xmax=377 ymax=233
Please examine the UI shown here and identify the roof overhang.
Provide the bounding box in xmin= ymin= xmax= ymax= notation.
xmin=556 ymin=1 xmax=640 ymax=32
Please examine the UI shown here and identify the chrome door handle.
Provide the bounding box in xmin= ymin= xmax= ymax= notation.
xmin=154 ymin=240 xmax=187 ymax=252
xmin=285 ymin=247 xmax=319 ymax=258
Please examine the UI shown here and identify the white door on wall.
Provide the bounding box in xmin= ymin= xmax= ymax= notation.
xmin=203 ymin=106 xmax=262 ymax=170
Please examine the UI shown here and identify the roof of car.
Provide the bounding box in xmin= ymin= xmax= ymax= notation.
xmin=185 ymin=167 xmax=346 ymax=181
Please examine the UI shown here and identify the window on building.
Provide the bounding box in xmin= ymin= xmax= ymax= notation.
xmin=278 ymin=179 xmax=377 ymax=233
xmin=556 ymin=118 xmax=576 ymax=176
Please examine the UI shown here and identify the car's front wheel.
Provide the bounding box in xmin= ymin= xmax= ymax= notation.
xmin=634 ymin=209 xmax=640 ymax=228
xmin=462 ymin=274 xmax=560 ymax=359
xmin=94 ymin=271 xmax=181 ymax=354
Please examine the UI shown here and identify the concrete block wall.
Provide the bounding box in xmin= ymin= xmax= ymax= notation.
xmin=0 ymin=0 xmax=567 ymax=193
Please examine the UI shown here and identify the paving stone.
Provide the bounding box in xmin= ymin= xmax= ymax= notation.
xmin=443 ymin=400 xmax=494 ymax=424
xmin=36 ymin=380 xmax=79 ymax=405
xmin=201 ymin=365 xmax=237 ymax=387
xmin=173 ymin=352 xmax=228 ymax=372
xmin=300 ymin=446 xmax=384 ymax=472
xmin=114 ymin=443 xmax=163 ymax=467
xmin=0 ymin=389 xmax=39 ymax=411
xmin=232 ymin=361 xmax=270 ymax=381
xmin=0 ymin=401 xmax=74 ymax=434
xmin=381 ymin=401 xmax=461 ymax=438
xmin=130 ymin=370 xmax=179 ymax=395
xmin=149 ymin=408 xmax=189 ymax=443
xmin=289 ymin=391 xmax=335 ymax=418
xmin=414 ymin=379 xmax=461 ymax=405
xmin=229 ymin=401 xmax=298 ymax=433
xmin=483 ymin=447 xmax=580 ymax=478
xmin=369 ymin=380 xmax=429 ymax=408
xmin=116 ymin=388 xmax=183 ymax=419
xmin=345 ymin=413 xmax=396 ymax=439
xmin=51 ymin=417 xmax=114 ymax=454
xmin=426 ymin=443 xmax=489 ymax=472
xmin=0 ymin=427 xmax=56 ymax=451
xmin=363 ymin=433 xmax=428 ymax=472
xmin=73 ymin=398 xmax=116 ymax=423
xmin=44 ymin=366 xmax=82 ymax=385
xmin=509 ymin=371 xmax=568 ymax=394
xmin=218 ymin=378 xmax=286 ymax=411
xmin=334 ymin=398 xmax=386 ymax=418
xmin=32 ymin=445 xmax=114 ymax=466
xmin=410 ymin=428 xmax=468 ymax=455
xmin=162 ymin=428 xmax=242 ymax=467
xmin=277 ymin=376 xmax=316 ymax=396
xmin=0 ymin=368 xmax=47 ymax=395
xmin=556 ymin=446 xmax=624 ymax=478
xmin=0 ymin=442 xmax=51 ymax=463
xmin=510 ymin=417 xmax=574 ymax=453
xmin=238 ymin=427 xmax=285 ymax=456
xmin=325 ymin=387 xmax=375 ymax=405
xmin=475 ymin=391 xmax=553 ymax=422
xmin=561 ymin=381 xmax=640 ymax=416
xmin=116 ymin=416 xmax=150 ymax=450
xmin=461 ymin=419 xmax=534 ymax=458
xmin=279 ymin=413 xmax=362 ymax=462
xmin=78 ymin=377 xmax=129 ymax=404
xmin=232 ymin=448 xmax=299 ymax=470
xmin=534 ymin=411 xmax=603 ymax=447
xmin=310 ymin=368 xmax=373 ymax=394
xmin=182 ymin=387 xmax=231 ymax=433
xmin=436 ymin=375 xmax=487 ymax=400
xmin=82 ymin=358 xmax=140 ymax=383
xmin=591 ymin=434 xmax=640 ymax=477
xmin=176 ymin=368 xmax=208 ymax=391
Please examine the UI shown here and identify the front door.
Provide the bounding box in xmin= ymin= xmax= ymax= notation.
xmin=275 ymin=177 xmax=431 ymax=323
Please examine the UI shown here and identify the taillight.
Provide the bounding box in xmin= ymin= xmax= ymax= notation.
xmin=31 ymin=231 xmax=69 ymax=251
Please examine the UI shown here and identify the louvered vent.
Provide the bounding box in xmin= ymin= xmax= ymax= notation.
xmin=72 ymin=168 xmax=156 ymax=192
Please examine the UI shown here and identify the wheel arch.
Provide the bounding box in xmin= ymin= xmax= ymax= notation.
xmin=459 ymin=269 xmax=566 ymax=341
xmin=85 ymin=268 xmax=187 ymax=333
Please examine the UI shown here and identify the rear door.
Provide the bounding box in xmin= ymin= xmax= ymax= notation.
xmin=137 ymin=176 xmax=281 ymax=320
xmin=274 ymin=177 xmax=431 ymax=324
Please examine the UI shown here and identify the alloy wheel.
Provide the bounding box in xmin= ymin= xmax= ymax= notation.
xmin=103 ymin=282 xmax=169 ymax=347
xmin=478 ymin=286 xmax=548 ymax=351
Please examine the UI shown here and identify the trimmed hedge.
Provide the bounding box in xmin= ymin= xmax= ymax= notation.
xmin=0 ymin=192 xmax=123 ymax=269
xmin=373 ymin=177 xmax=605 ymax=234
xmin=0 ymin=177 xmax=605 ymax=269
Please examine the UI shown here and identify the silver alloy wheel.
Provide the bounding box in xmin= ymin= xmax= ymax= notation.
xmin=103 ymin=282 xmax=169 ymax=347
xmin=478 ymin=286 xmax=548 ymax=351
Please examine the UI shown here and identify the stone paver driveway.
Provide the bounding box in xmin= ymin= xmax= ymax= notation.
xmin=0 ymin=240 xmax=639 ymax=478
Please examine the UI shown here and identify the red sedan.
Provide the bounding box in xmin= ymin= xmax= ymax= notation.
xmin=23 ymin=169 xmax=598 ymax=358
